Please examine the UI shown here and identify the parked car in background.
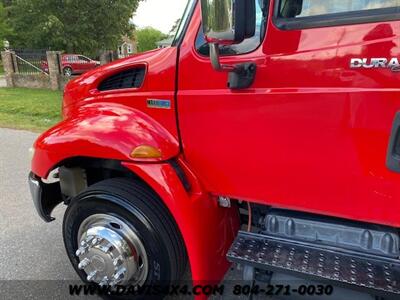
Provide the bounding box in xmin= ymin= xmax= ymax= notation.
xmin=41 ymin=54 xmax=100 ymax=76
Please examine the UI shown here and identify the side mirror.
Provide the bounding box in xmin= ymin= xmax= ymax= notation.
xmin=201 ymin=0 xmax=256 ymax=45
xmin=200 ymin=0 xmax=257 ymax=89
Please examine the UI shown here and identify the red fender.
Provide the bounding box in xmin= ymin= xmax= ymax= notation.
xmin=122 ymin=160 xmax=240 ymax=299
xmin=31 ymin=102 xmax=240 ymax=296
xmin=31 ymin=102 xmax=179 ymax=178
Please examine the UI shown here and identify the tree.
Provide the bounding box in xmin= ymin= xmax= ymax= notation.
xmin=136 ymin=27 xmax=167 ymax=53
xmin=169 ymin=18 xmax=181 ymax=37
xmin=8 ymin=0 xmax=142 ymax=56
xmin=1 ymin=0 xmax=12 ymax=6
xmin=0 ymin=3 xmax=12 ymax=44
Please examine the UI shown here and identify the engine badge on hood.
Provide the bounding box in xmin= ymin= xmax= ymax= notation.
xmin=147 ymin=99 xmax=171 ymax=110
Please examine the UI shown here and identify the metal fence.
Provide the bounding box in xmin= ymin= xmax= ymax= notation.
xmin=14 ymin=49 xmax=48 ymax=75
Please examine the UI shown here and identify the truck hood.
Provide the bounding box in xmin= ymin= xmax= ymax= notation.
xmin=63 ymin=47 xmax=170 ymax=111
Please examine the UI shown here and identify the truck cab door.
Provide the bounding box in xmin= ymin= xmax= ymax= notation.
xmin=177 ymin=1 xmax=280 ymax=202
xmin=177 ymin=1 xmax=400 ymax=226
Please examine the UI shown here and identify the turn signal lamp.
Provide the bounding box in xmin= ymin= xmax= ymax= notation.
xmin=130 ymin=145 xmax=162 ymax=159
xmin=29 ymin=147 xmax=35 ymax=160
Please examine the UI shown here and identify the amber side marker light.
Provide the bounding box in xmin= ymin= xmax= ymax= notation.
xmin=131 ymin=145 xmax=162 ymax=159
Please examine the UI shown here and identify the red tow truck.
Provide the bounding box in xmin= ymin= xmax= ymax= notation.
xmin=29 ymin=0 xmax=400 ymax=299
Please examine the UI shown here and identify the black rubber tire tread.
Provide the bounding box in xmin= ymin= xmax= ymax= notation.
xmin=64 ymin=177 xmax=187 ymax=281
xmin=99 ymin=178 xmax=187 ymax=278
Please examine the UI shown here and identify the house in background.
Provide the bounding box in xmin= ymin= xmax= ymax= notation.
xmin=156 ymin=37 xmax=173 ymax=49
xmin=118 ymin=35 xmax=137 ymax=58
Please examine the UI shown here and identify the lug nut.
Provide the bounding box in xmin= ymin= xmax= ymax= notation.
xmin=91 ymin=237 xmax=103 ymax=246
xmin=87 ymin=271 xmax=97 ymax=282
xmin=100 ymin=243 xmax=114 ymax=254
xmin=99 ymin=277 xmax=109 ymax=287
xmin=76 ymin=246 xmax=88 ymax=256
xmin=85 ymin=236 xmax=94 ymax=243
xmin=78 ymin=258 xmax=90 ymax=270
xmin=114 ymin=268 xmax=126 ymax=280
xmin=110 ymin=267 xmax=126 ymax=286
xmin=113 ymin=256 xmax=123 ymax=267
xmin=105 ymin=243 xmax=114 ymax=253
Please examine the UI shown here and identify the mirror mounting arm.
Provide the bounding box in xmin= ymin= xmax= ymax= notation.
xmin=210 ymin=43 xmax=257 ymax=90
xmin=210 ymin=43 xmax=236 ymax=72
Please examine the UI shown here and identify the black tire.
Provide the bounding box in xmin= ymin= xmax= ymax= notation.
xmin=63 ymin=178 xmax=188 ymax=298
xmin=63 ymin=67 xmax=73 ymax=77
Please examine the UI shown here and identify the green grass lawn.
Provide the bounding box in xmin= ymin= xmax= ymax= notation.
xmin=0 ymin=88 xmax=62 ymax=132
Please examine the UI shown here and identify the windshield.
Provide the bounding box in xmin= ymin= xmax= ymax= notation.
xmin=172 ymin=0 xmax=197 ymax=46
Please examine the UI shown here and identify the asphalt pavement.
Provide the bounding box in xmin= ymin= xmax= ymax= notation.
xmin=0 ymin=128 xmax=74 ymax=281
xmin=0 ymin=128 xmax=88 ymax=299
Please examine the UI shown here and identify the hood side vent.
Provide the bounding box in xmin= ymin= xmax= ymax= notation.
xmin=98 ymin=67 xmax=145 ymax=91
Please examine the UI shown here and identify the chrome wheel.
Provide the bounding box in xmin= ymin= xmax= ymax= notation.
xmin=76 ymin=214 xmax=148 ymax=287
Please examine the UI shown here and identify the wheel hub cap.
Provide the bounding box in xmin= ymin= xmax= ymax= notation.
xmin=76 ymin=214 xmax=148 ymax=287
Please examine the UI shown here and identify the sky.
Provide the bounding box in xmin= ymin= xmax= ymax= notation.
xmin=133 ymin=0 xmax=189 ymax=34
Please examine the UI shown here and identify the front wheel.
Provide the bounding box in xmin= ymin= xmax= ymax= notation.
xmin=63 ymin=67 xmax=73 ymax=77
xmin=63 ymin=178 xmax=188 ymax=297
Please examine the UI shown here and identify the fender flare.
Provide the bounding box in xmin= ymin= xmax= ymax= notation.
xmin=31 ymin=156 xmax=240 ymax=291
xmin=31 ymin=103 xmax=240 ymax=292
xmin=122 ymin=160 xmax=240 ymax=296
xmin=32 ymin=102 xmax=180 ymax=178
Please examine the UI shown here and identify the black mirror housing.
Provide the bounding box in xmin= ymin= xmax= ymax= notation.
xmin=234 ymin=0 xmax=256 ymax=43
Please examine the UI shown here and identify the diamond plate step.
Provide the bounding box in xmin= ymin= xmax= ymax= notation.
xmin=227 ymin=231 xmax=400 ymax=295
